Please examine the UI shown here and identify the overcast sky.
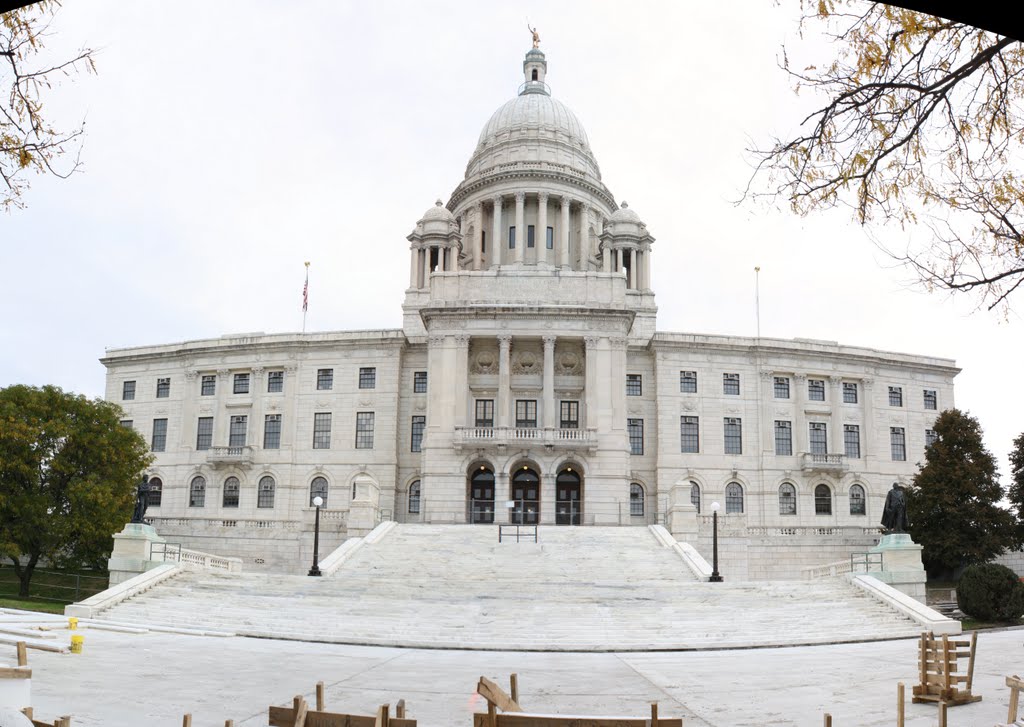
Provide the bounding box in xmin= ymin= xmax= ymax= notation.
xmin=2 ymin=1 xmax=1021 ymax=474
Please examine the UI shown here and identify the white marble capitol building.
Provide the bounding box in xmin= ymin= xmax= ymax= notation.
xmin=103 ymin=47 xmax=958 ymax=578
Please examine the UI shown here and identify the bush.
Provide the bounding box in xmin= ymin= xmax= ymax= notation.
xmin=956 ymin=563 xmax=1024 ymax=622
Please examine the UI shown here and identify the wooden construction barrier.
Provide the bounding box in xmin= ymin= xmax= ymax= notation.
xmin=267 ymin=689 xmax=417 ymax=727
xmin=912 ymin=630 xmax=981 ymax=706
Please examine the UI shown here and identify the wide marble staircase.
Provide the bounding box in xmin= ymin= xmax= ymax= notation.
xmin=96 ymin=524 xmax=923 ymax=650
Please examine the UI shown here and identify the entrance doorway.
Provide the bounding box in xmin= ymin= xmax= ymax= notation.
xmin=469 ymin=466 xmax=495 ymax=524
xmin=555 ymin=468 xmax=583 ymax=525
xmin=510 ymin=466 xmax=540 ymax=525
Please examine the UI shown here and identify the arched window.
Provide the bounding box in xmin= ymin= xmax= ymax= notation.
xmin=258 ymin=476 xmax=275 ymax=508
xmin=532 ymin=68 xmax=538 ymax=81
xmin=189 ymin=476 xmax=206 ymax=508
xmin=815 ymin=484 xmax=832 ymax=515
xmin=690 ymin=481 xmax=700 ymax=513
xmin=725 ymin=482 xmax=744 ymax=514
xmin=849 ymin=484 xmax=866 ymax=516
xmin=222 ymin=476 xmax=240 ymax=508
xmin=470 ymin=466 xmax=495 ymax=524
xmin=630 ymin=483 xmax=645 ymax=516
xmin=408 ymin=480 xmax=421 ymax=514
xmin=779 ymin=483 xmax=797 ymax=515
xmin=309 ymin=476 xmax=328 ymax=507
xmin=148 ymin=477 xmax=163 ymax=507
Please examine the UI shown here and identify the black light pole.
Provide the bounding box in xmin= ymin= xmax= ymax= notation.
xmin=308 ymin=496 xmax=323 ymax=576
xmin=709 ymin=500 xmax=723 ymax=582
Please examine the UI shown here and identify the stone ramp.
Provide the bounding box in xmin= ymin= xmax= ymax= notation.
xmin=98 ymin=524 xmax=923 ymax=650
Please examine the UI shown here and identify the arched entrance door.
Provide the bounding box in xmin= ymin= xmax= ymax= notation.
xmin=510 ymin=466 xmax=540 ymax=525
xmin=469 ymin=466 xmax=495 ymax=524
xmin=556 ymin=467 xmax=583 ymax=525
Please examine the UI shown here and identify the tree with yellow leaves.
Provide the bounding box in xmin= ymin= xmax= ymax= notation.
xmin=747 ymin=2 xmax=1023 ymax=313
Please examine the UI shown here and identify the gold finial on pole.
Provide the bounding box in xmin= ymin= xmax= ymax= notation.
xmin=527 ymin=23 xmax=540 ymax=49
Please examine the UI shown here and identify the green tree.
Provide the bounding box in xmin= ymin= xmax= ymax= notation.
xmin=2 ymin=1 xmax=96 ymax=211
xmin=747 ymin=2 xmax=1024 ymax=313
xmin=906 ymin=409 xmax=1015 ymax=577
xmin=1009 ymin=432 xmax=1024 ymax=539
xmin=0 ymin=384 xmax=151 ymax=597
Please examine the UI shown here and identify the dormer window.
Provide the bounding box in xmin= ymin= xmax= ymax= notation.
xmin=532 ymin=69 xmax=538 ymax=81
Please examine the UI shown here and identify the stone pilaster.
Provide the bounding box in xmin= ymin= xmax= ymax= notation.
xmin=514 ymin=191 xmax=526 ymax=264
xmin=793 ymin=373 xmax=807 ymax=455
xmin=559 ymin=196 xmax=570 ymax=268
xmin=829 ymin=375 xmax=843 ymax=454
xmin=491 ymin=195 xmax=503 ymax=268
xmin=542 ymin=335 xmax=556 ymax=429
xmin=537 ymin=192 xmax=549 ymax=265
xmin=497 ymin=335 xmax=512 ymax=429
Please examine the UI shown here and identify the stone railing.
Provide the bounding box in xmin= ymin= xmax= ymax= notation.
xmin=801 ymin=559 xmax=854 ymax=579
xmin=698 ymin=519 xmax=882 ymax=539
xmin=178 ymin=547 xmax=243 ymax=573
xmin=150 ymin=516 xmax=305 ymax=530
xmin=800 ymin=452 xmax=848 ymax=474
xmin=454 ymin=426 xmax=598 ymax=451
xmin=206 ymin=445 xmax=254 ymax=466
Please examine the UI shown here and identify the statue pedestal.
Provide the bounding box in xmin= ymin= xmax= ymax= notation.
xmin=869 ymin=533 xmax=927 ymax=602
xmin=107 ymin=523 xmax=167 ymax=586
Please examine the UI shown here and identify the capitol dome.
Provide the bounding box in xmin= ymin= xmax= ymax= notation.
xmin=476 ymin=93 xmax=591 ymax=151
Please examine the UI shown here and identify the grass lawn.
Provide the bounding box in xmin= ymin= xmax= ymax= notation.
xmin=0 ymin=597 xmax=68 ymax=615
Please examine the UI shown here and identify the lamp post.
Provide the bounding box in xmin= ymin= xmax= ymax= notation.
xmin=308 ymin=496 xmax=324 ymax=577
xmin=709 ymin=501 xmax=723 ymax=582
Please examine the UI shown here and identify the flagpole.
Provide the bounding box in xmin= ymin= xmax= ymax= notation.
xmin=754 ymin=266 xmax=761 ymax=340
xmin=302 ymin=261 xmax=310 ymax=333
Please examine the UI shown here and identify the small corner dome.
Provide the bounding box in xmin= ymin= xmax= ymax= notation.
xmin=609 ymin=201 xmax=641 ymax=224
xmin=420 ymin=199 xmax=455 ymax=223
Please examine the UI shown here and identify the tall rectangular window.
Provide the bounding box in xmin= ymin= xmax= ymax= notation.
xmin=774 ymin=377 xmax=790 ymax=399
xmin=560 ymin=401 xmax=579 ymax=429
xmin=411 ymin=415 xmax=425 ymax=452
xmin=515 ymin=400 xmax=537 ymax=428
xmin=808 ymin=379 xmax=825 ymax=401
xmin=413 ymin=371 xmax=427 ymax=393
xmin=890 ymin=427 xmax=906 ymax=461
xmin=313 ymin=413 xmax=332 ymax=449
xmin=774 ymin=420 xmax=792 ymax=456
xmin=626 ymin=374 xmax=642 ymax=396
xmin=680 ymin=416 xmax=699 ymax=453
xmin=156 ymin=377 xmax=170 ymax=398
xmin=481 ymin=230 xmax=486 ymax=253
xmin=355 ymin=412 xmax=375 ymax=449
xmin=200 ymin=375 xmax=216 ymax=396
xmin=358 ymin=367 xmax=376 ymax=389
xmin=264 ymin=414 xmax=281 ymax=449
xmin=475 ymin=399 xmax=494 ymax=428
xmin=843 ymin=382 xmax=858 ymax=404
xmin=527 ymin=224 xmax=535 ymax=248
xmin=809 ymin=422 xmax=828 ymax=455
xmin=844 ymin=425 xmax=861 ymax=458
xmin=151 ymin=419 xmax=167 ymax=452
xmin=120 ymin=419 xmax=133 ymax=429
xmin=724 ymin=418 xmax=742 ymax=454
xmin=925 ymin=428 xmax=938 ymax=447
xmin=923 ymin=389 xmax=937 ymax=410
xmin=267 ymin=371 xmax=284 ymax=393
xmin=889 ymin=386 xmax=903 ymax=407
xmin=196 ymin=417 xmax=213 ymax=450
xmin=546 ymin=226 xmax=554 ymax=249
xmin=122 ymin=380 xmax=136 ymax=400
xmin=317 ymin=368 xmax=333 ymax=390
xmin=680 ymin=370 xmax=697 ymax=393
xmin=628 ymin=418 xmax=644 ymax=455
xmin=723 ymin=373 xmax=740 ymax=395
xmin=233 ymin=373 xmax=249 ymax=394
xmin=508 ymin=226 xmax=516 ymax=249
xmin=229 ymin=415 xmax=248 ymax=447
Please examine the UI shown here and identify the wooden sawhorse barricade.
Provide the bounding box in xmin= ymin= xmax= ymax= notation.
xmin=264 ymin=681 xmax=417 ymax=727
xmin=912 ymin=631 xmax=981 ymax=707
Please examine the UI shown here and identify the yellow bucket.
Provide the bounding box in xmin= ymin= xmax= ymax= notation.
xmin=68 ymin=617 xmax=78 ymax=630
xmin=70 ymin=634 xmax=84 ymax=654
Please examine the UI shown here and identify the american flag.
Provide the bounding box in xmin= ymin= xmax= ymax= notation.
xmin=302 ymin=262 xmax=309 ymax=312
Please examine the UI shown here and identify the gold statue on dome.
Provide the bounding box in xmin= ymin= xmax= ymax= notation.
xmin=528 ymin=24 xmax=540 ymax=49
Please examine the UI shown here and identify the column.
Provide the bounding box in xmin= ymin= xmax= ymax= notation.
xmin=495 ymin=471 xmax=510 ymax=524
xmin=862 ymin=377 xmax=875 ymax=461
xmin=497 ymin=335 xmax=512 ymax=429
xmin=514 ymin=192 xmax=525 ymax=264
xmin=759 ymin=370 xmax=774 ymax=454
xmin=214 ymin=369 xmax=230 ymax=445
xmin=455 ymin=335 xmax=470 ymax=427
xmin=829 ymin=376 xmax=843 ymax=454
xmin=559 ymin=197 xmax=570 ymax=268
xmin=491 ymin=195 xmax=503 ymax=268
xmin=577 ymin=203 xmax=589 ymax=269
xmin=641 ymin=246 xmax=651 ymax=289
xmin=627 ymin=249 xmax=636 ymax=289
xmin=251 ymin=367 xmax=264 ymax=447
xmin=282 ymin=364 xmax=298 ymax=449
xmin=537 ymin=192 xmax=549 ymax=265
xmin=451 ymin=244 xmax=460 ymax=272
xmin=409 ymin=246 xmax=419 ymax=288
xmin=603 ymin=243 xmax=612 ymax=273
xmin=182 ymin=370 xmax=198 ymax=452
xmin=473 ymin=201 xmax=483 ymax=270
xmin=542 ymin=336 xmax=556 ymax=430
xmin=584 ymin=337 xmax=599 ymax=429
xmin=793 ymin=373 xmax=807 ymax=455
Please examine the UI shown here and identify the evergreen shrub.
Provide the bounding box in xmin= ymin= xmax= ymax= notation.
xmin=956 ymin=563 xmax=1024 ymax=622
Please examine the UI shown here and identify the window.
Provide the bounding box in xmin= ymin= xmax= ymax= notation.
xmin=690 ymin=482 xmax=701 ymax=513
xmin=151 ymin=419 xmax=167 ymax=452
xmin=628 ymin=418 xmax=644 ymax=455
xmin=309 ymin=476 xmax=329 ymax=507
xmin=889 ymin=386 xmax=903 ymax=407
xmin=779 ymin=483 xmax=797 ymax=515
xmin=148 ymin=477 xmax=162 ymax=507
xmin=196 ymin=417 xmax=213 ymax=450
xmin=189 ymin=476 xmax=206 ymax=507
xmin=560 ymin=401 xmax=579 ymax=429
xmin=815 ymin=484 xmax=832 ymax=515
xmin=527 ymin=224 xmax=535 ymax=248
xmin=808 ymin=379 xmax=825 ymax=401
xmin=232 ymin=373 xmax=249 ymax=394
xmin=229 ymin=415 xmax=247 ymax=447
xmin=355 ymin=412 xmax=374 ymax=449
xmin=515 ymin=400 xmax=537 ymax=428
xmin=680 ymin=370 xmax=697 ymax=393
xmin=680 ymin=416 xmax=699 ymax=453
xmin=267 ymin=371 xmax=284 ymax=393
xmin=890 ymin=427 xmax=906 ymax=461
xmin=925 ymin=428 xmax=938 ymax=447
xmin=222 ymin=476 xmax=240 ymax=508
xmin=924 ymin=389 xmax=937 ymax=410
xmin=257 ymin=476 xmax=275 ymax=508
xmin=481 ymin=230 xmax=486 ymax=253
xmin=630 ymin=483 xmax=645 ymax=516
xmin=156 ymin=377 xmax=170 ymax=398
xmin=313 ymin=412 xmax=332 ymax=449
xmin=358 ymin=367 xmax=376 ymax=389
xmin=774 ymin=377 xmax=790 ymax=399
xmin=413 ymin=371 xmax=427 ymax=393
xmin=317 ymin=368 xmax=333 ymax=390
xmin=809 ymin=422 xmax=827 ymax=455
xmin=411 ymin=415 xmax=425 ymax=452
xmin=120 ymin=419 xmax=133 ymax=429
xmin=723 ymin=373 xmax=740 ymax=395
xmin=724 ymin=418 xmax=742 ymax=454
xmin=201 ymin=375 xmax=216 ymax=396
xmin=408 ymin=480 xmax=421 ymax=514
xmin=849 ymin=484 xmax=866 ymax=515
xmin=122 ymin=380 xmax=136 ymax=400
xmin=774 ymin=420 xmax=792 ymax=456
xmin=626 ymin=374 xmax=642 ymax=396
xmin=475 ymin=399 xmax=494 ymax=428
xmin=725 ymin=482 xmax=744 ymax=513
xmin=844 ymin=425 xmax=861 ymax=459
xmin=508 ymin=226 xmax=516 ymax=249
xmin=843 ymin=382 xmax=858 ymax=404
xmin=264 ymin=414 xmax=281 ymax=449
xmin=546 ymin=226 xmax=554 ymax=250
